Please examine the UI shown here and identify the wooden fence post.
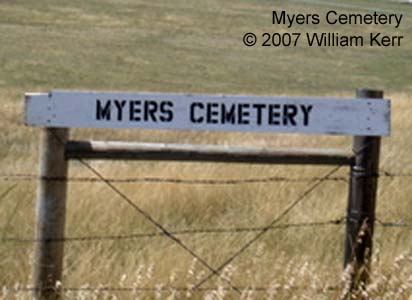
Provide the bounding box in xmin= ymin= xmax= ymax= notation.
xmin=33 ymin=128 xmax=69 ymax=300
xmin=344 ymin=89 xmax=383 ymax=294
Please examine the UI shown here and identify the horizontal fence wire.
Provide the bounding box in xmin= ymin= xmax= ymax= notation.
xmin=0 ymin=218 xmax=345 ymax=243
xmin=6 ymin=285 xmax=342 ymax=294
xmin=376 ymin=219 xmax=412 ymax=228
xmin=0 ymin=171 xmax=411 ymax=184
xmin=2 ymin=218 xmax=411 ymax=244
xmin=0 ymin=173 xmax=347 ymax=183
xmin=2 ymin=161 xmax=411 ymax=292
xmin=3 ymin=138 xmax=343 ymax=295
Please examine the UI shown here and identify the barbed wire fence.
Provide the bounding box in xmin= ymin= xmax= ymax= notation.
xmin=1 ymin=166 xmax=412 ymax=295
xmin=1 ymin=170 xmax=411 ymax=184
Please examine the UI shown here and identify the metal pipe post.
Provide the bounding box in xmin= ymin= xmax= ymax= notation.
xmin=344 ymin=89 xmax=383 ymax=294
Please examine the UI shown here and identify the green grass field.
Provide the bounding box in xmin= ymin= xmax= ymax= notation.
xmin=1 ymin=0 xmax=412 ymax=299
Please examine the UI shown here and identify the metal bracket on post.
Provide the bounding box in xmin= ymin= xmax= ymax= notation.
xmin=344 ymin=89 xmax=383 ymax=296
xmin=32 ymin=128 xmax=69 ymax=300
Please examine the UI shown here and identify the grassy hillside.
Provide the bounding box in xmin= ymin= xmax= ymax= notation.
xmin=0 ymin=0 xmax=412 ymax=299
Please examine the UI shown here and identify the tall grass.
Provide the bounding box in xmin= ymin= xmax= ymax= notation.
xmin=1 ymin=0 xmax=411 ymax=298
xmin=0 ymin=93 xmax=411 ymax=299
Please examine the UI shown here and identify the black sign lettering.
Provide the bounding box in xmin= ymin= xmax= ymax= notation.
xmin=96 ymin=98 xmax=314 ymax=128
xmin=190 ymin=102 xmax=204 ymax=123
xmin=301 ymin=105 xmax=313 ymax=126
xmin=144 ymin=101 xmax=158 ymax=122
xmin=238 ymin=103 xmax=250 ymax=125
xmin=206 ymin=103 xmax=219 ymax=124
xmin=283 ymin=105 xmax=298 ymax=126
xmin=269 ymin=104 xmax=281 ymax=125
xmin=221 ymin=103 xmax=236 ymax=124
xmin=129 ymin=100 xmax=142 ymax=121
xmin=252 ymin=104 xmax=265 ymax=125
xmin=96 ymin=99 xmax=111 ymax=121
xmin=159 ymin=101 xmax=173 ymax=122
xmin=114 ymin=100 xmax=126 ymax=121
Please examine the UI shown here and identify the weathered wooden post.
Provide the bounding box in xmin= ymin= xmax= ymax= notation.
xmin=33 ymin=128 xmax=69 ymax=300
xmin=344 ymin=89 xmax=383 ymax=295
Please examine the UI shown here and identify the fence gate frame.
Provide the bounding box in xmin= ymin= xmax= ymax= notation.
xmin=26 ymin=88 xmax=387 ymax=300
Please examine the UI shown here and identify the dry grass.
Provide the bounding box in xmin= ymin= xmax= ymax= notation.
xmin=1 ymin=0 xmax=412 ymax=299
xmin=0 ymin=93 xmax=411 ymax=299
xmin=1 ymin=254 xmax=412 ymax=299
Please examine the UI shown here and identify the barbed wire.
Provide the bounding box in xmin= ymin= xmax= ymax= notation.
xmin=2 ymin=134 xmax=411 ymax=293
xmin=0 ymin=173 xmax=347 ymax=184
xmin=0 ymin=218 xmax=345 ymax=243
xmin=7 ymin=284 xmax=341 ymax=293
xmin=2 ymin=217 xmax=411 ymax=244
xmin=0 ymin=170 xmax=410 ymax=185
xmin=376 ymin=218 xmax=412 ymax=229
xmin=1 ymin=132 xmax=342 ymax=293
